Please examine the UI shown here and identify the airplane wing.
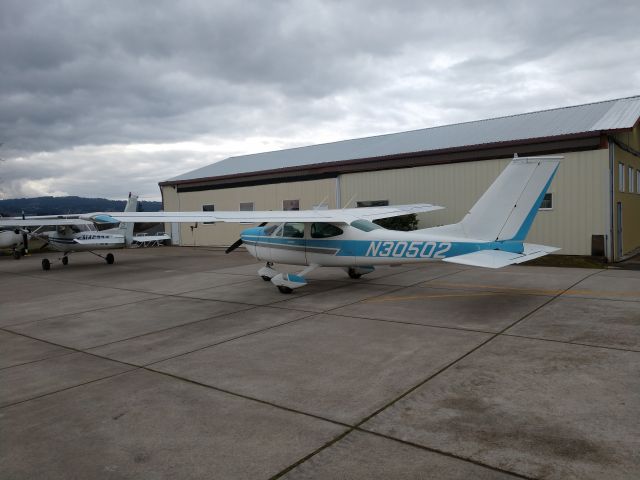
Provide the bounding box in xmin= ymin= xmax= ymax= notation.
xmin=0 ymin=217 xmax=95 ymax=227
xmin=81 ymin=203 xmax=444 ymax=225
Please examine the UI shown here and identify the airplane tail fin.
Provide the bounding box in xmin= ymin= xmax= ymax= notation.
xmin=457 ymin=156 xmax=560 ymax=242
xmin=119 ymin=193 xmax=137 ymax=246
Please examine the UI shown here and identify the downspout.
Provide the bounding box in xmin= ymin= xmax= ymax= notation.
xmin=608 ymin=136 xmax=615 ymax=262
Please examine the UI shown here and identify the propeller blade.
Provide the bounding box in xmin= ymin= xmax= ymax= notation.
xmin=225 ymin=222 xmax=268 ymax=254
xmin=225 ymin=238 xmax=243 ymax=254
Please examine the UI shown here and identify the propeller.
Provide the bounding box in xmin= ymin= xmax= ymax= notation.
xmin=225 ymin=222 xmax=268 ymax=254
xmin=22 ymin=231 xmax=29 ymax=255
xmin=14 ymin=227 xmax=29 ymax=254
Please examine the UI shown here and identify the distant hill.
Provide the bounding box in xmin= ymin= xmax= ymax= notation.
xmin=0 ymin=196 xmax=163 ymax=217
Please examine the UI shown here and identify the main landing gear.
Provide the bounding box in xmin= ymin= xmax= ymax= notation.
xmin=258 ymin=263 xmax=319 ymax=294
xmin=40 ymin=251 xmax=116 ymax=270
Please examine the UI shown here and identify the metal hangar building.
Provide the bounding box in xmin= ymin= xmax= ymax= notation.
xmin=160 ymin=96 xmax=640 ymax=262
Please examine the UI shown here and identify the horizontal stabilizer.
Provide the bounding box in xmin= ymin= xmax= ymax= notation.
xmin=73 ymin=237 xmax=124 ymax=245
xmin=442 ymin=243 xmax=560 ymax=269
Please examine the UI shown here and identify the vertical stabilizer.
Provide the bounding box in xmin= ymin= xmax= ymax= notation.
xmin=458 ymin=156 xmax=560 ymax=241
xmin=120 ymin=193 xmax=137 ymax=246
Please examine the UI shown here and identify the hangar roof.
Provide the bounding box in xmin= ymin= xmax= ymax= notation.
xmin=165 ymin=95 xmax=640 ymax=185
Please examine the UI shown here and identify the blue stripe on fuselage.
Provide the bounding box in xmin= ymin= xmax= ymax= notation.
xmin=240 ymin=233 xmax=524 ymax=259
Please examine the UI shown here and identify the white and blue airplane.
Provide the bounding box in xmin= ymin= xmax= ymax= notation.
xmin=1 ymin=156 xmax=560 ymax=290
xmin=0 ymin=194 xmax=170 ymax=269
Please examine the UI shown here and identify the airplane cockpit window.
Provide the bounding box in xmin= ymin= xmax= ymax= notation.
xmin=263 ymin=225 xmax=277 ymax=236
xmin=350 ymin=219 xmax=384 ymax=232
xmin=311 ymin=223 xmax=343 ymax=238
xmin=70 ymin=224 xmax=96 ymax=233
xmin=282 ymin=222 xmax=304 ymax=238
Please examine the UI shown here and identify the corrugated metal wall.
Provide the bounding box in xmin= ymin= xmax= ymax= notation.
xmin=339 ymin=151 xmax=609 ymax=256
xmin=612 ymin=125 xmax=640 ymax=258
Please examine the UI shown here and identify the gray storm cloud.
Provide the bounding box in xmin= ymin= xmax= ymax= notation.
xmin=0 ymin=0 xmax=638 ymax=199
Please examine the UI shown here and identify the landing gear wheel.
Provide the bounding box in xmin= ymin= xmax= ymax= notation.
xmin=106 ymin=253 xmax=115 ymax=265
xmin=348 ymin=268 xmax=362 ymax=279
xmin=277 ymin=285 xmax=293 ymax=294
xmin=62 ymin=256 xmax=69 ymax=266
xmin=261 ymin=275 xmax=272 ymax=282
xmin=42 ymin=259 xmax=51 ymax=271
xmin=13 ymin=250 xmax=21 ymax=260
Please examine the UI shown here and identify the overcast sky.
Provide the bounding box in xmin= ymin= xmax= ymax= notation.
xmin=1 ymin=0 xmax=638 ymax=200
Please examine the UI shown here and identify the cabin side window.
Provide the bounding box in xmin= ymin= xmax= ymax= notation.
xmin=282 ymin=222 xmax=304 ymax=238
xmin=311 ymin=223 xmax=343 ymax=238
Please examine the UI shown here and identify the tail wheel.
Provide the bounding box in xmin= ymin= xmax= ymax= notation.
xmin=106 ymin=253 xmax=115 ymax=265
xmin=62 ymin=256 xmax=69 ymax=266
xmin=42 ymin=259 xmax=51 ymax=271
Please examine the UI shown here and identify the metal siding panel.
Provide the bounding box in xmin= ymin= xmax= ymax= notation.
xmin=340 ymin=152 xmax=608 ymax=255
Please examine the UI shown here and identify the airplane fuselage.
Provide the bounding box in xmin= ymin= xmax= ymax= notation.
xmin=241 ymin=223 xmax=524 ymax=267
xmin=45 ymin=227 xmax=126 ymax=253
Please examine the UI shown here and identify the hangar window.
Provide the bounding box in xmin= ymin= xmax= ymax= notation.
xmin=282 ymin=222 xmax=304 ymax=238
xmin=629 ymin=167 xmax=634 ymax=193
xmin=539 ymin=193 xmax=553 ymax=210
xmin=283 ymin=199 xmax=300 ymax=211
xmin=618 ymin=163 xmax=625 ymax=192
xmin=311 ymin=223 xmax=343 ymax=238
xmin=202 ymin=204 xmax=215 ymax=224
xmin=350 ymin=219 xmax=384 ymax=232
xmin=240 ymin=202 xmax=254 ymax=211
xmin=357 ymin=200 xmax=389 ymax=207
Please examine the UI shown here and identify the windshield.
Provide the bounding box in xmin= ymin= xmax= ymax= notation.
xmin=350 ymin=219 xmax=384 ymax=232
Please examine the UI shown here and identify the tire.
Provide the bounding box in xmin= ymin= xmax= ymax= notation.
xmin=348 ymin=268 xmax=362 ymax=279
xmin=13 ymin=250 xmax=21 ymax=260
xmin=261 ymin=275 xmax=272 ymax=282
xmin=277 ymin=285 xmax=293 ymax=294
xmin=106 ymin=253 xmax=115 ymax=265
xmin=42 ymin=259 xmax=51 ymax=271
xmin=62 ymin=256 xmax=69 ymax=266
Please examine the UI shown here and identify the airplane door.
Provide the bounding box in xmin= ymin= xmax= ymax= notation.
xmin=253 ymin=225 xmax=275 ymax=261
xmin=268 ymin=222 xmax=307 ymax=265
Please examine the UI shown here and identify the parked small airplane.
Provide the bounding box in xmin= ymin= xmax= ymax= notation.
xmin=1 ymin=156 xmax=560 ymax=288
xmin=0 ymin=194 xmax=170 ymax=269
xmin=0 ymin=228 xmax=28 ymax=258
